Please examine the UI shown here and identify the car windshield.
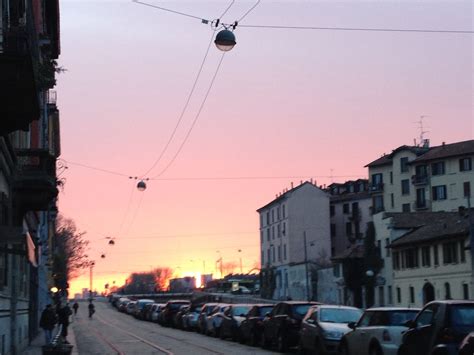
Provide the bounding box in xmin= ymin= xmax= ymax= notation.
xmin=233 ymin=306 xmax=251 ymax=316
xmin=320 ymin=308 xmax=363 ymax=323
xmin=449 ymin=305 xmax=474 ymax=329
xmin=259 ymin=306 xmax=274 ymax=317
xmin=386 ymin=311 xmax=418 ymax=326
xmin=170 ymin=303 xmax=188 ymax=310
xmin=292 ymin=304 xmax=313 ymax=317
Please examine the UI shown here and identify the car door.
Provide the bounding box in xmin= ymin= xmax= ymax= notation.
xmin=411 ymin=304 xmax=442 ymax=355
xmin=348 ymin=311 xmax=374 ymax=355
xmin=301 ymin=308 xmax=318 ymax=350
xmin=266 ymin=304 xmax=282 ymax=341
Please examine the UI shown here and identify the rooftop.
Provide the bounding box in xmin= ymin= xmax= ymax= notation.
xmin=256 ymin=181 xmax=322 ymax=212
xmin=411 ymin=139 xmax=474 ymax=163
xmin=365 ymin=145 xmax=429 ymax=168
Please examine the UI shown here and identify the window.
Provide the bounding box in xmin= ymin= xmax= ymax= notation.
xmin=390 ymin=171 xmax=393 ymax=184
xmin=460 ymin=241 xmax=466 ymax=263
xmin=402 ymin=203 xmax=411 ymax=212
xmin=272 ymin=247 xmax=275 ymax=262
xmin=283 ymin=244 xmax=287 ymax=260
xmin=409 ymin=286 xmax=415 ymax=303
xmin=277 ymin=224 xmax=281 ymax=238
xmin=385 ymin=238 xmax=390 ymax=257
xmin=404 ymin=248 xmax=419 ymax=268
xmin=464 ymin=182 xmax=471 ymax=197
xmin=357 ymin=312 xmax=374 ymax=327
xmin=443 ymin=242 xmax=458 ymax=264
xmin=352 ymin=202 xmax=359 ymax=214
xmin=377 ymin=240 xmax=382 ymax=257
xmin=266 ymin=212 xmax=270 ymax=225
xmin=388 ymin=286 xmax=393 ymax=305
xmin=417 ymin=304 xmax=439 ymax=326
xmin=282 ymin=205 xmax=286 ymax=218
xmin=0 ymin=252 xmax=6 ymax=289
xmin=267 ymin=249 xmax=270 ymax=264
xmin=330 ymin=205 xmax=335 ymax=217
xmin=271 ymin=209 xmax=274 ymax=223
xmin=282 ymin=222 xmax=286 ymax=236
xmin=278 ymin=245 xmax=281 ymax=261
xmin=391 ymin=193 xmax=394 ymax=208
xmin=331 ymin=223 xmax=336 ymax=238
xmin=267 ymin=229 xmax=270 ymax=241
xmin=346 ymin=222 xmax=352 ymax=237
xmin=373 ymin=195 xmax=384 ymax=213
xmin=371 ymin=173 xmax=383 ymax=185
xmin=416 ymin=188 xmax=426 ymax=208
xmin=277 ymin=206 xmax=281 ymax=220
xmin=459 ymin=157 xmax=472 ymax=172
xmin=432 ymin=185 xmax=447 ymax=200
xmin=272 ymin=226 xmax=275 ymax=240
xmin=434 ymin=245 xmax=439 ymax=266
xmin=343 ymin=203 xmax=349 ymax=214
xmin=444 ymin=282 xmax=451 ymax=300
xmin=463 ymin=283 xmax=469 ymax=300
xmin=421 ymin=246 xmax=431 ymax=267
xmin=333 ymin=264 xmax=340 ymax=278
xmin=401 ymin=179 xmax=410 ymax=195
xmin=431 ymin=161 xmax=445 ymax=175
xmin=393 ymin=251 xmax=400 ymax=270
xmin=378 ymin=286 xmax=385 ymax=306
xmin=400 ymin=157 xmax=409 ymax=173
xmin=397 ymin=287 xmax=401 ymax=303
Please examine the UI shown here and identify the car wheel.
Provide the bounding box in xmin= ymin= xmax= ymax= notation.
xmin=250 ymin=331 xmax=259 ymax=347
xmin=277 ymin=332 xmax=288 ymax=353
xmin=339 ymin=341 xmax=350 ymax=355
xmin=219 ymin=328 xmax=226 ymax=340
xmin=369 ymin=343 xmax=383 ymax=355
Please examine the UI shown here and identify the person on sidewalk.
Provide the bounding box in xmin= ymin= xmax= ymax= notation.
xmin=39 ymin=304 xmax=57 ymax=344
xmin=58 ymin=303 xmax=73 ymax=343
xmin=88 ymin=301 xmax=95 ymax=318
xmin=73 ymin=301 xmax=79 ymax=315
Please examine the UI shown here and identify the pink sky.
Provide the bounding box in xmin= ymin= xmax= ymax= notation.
xmin=56 ymin=0 xmax=473 ymax=296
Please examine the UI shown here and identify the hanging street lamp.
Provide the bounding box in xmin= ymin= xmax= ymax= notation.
xmin=137 ymin=180 xmax=147 ymax=191
xmin=215 ymin=29 xmax=236 ymax=52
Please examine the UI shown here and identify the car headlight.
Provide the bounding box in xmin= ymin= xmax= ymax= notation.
xmin=323 ymin=330 xmax=344 ymax=340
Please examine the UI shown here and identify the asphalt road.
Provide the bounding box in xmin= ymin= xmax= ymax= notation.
xmin=71 ymin=301 xmax=280 ymax=355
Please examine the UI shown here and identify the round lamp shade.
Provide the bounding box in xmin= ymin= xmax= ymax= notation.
xmin=137 ymin=180 xmax=147 ymax=191
xmin=215 ymin=29 xmax=236 ymax=51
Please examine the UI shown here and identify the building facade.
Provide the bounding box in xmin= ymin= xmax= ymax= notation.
xmin=257 ymin=181 xmax=331 ymax=301
xmin=1 ymin=1 xmax=61 ymax=353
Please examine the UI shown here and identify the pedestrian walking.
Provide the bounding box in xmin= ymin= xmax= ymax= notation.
xmin=57 ymin=303 xmax=72 ymax=343
xmin=73 ymin=301 xmax=79 ymax=315
xmin=39 ymin=304 xmax=57 ymax=344
xmin=88 ymin=301 xmax=95 ymax=318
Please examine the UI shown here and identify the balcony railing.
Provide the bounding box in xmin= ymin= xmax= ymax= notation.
xmin=411 ymin=174 xmax=429 ymax=186
xmin=13 ymin=149 xmax=58 ymax=212
xmin=413 ymin=200 xmax=431 ymax=211
xmin=369 ymin=183 xmax=384 ymax=193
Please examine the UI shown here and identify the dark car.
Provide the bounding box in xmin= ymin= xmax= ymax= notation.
xmin=173 ymin=305 xmax=190 ymax=329
xmin=142 ymin=303 xmax=155 ymax=321
xmin=219 ymin=304 xmax=252 ymax=341
xmin=459 ymin=332 xmax=474 ymax=355
xmin=240 ymin=304 xmax=274 ymax=346
xmin=399 ymin=300 xmax=474 ymax=355
xmin=160 ymin=300 xmax=191 ymax=326
xmin=261 ymin=301 xmax=321 ymax=352
xmin=197 ymin=303 xmax=219 ymax=334
xmin=134 ymin=299 xmax=154 ymax=319
xmin=182 ymin=304 xmax=203 ymax=331
xmin=299 ymin=305 xmax=362 ymax=354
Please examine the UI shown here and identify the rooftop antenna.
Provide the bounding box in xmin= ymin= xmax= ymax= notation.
xmin=415 ymin=115 xmax=430 ymax=146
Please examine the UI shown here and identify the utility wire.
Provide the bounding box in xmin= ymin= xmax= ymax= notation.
xmin=65 ymin=160 xmax=131 ymax=178
xmin=140 ymin=32 xmax=215 ymax=178
xmin=152 ymin=52 xmax=227 ymax=179
xmin=238 ymin=0 xmax=261 ymax=22
xmin=104 ymin=231 xmax=255 ymax=240
xmin=219 ymin=0 xmax=235 ymax=19
xmin=132 ymin=0 xmax=207 ymax=22
xmin=238 ymin=24 xmax=474 ymax=34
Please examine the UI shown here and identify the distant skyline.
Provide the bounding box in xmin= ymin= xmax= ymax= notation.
xmin=57 ymin=0 xmax=473 ymax=296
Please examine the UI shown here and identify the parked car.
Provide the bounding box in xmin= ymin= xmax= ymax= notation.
xmin=219 ymin=304 xmax=252 ymax=341
xmin=142 ymin=303 xmax=155 ymax=321
xmin=197 ymin=303 xmax=219 ymax=334
xmin=173 ymin=305 xmax=190 ymax=329
xmin=151 ymin=303 xmax=166 ymax=323
xmin=126 ymin=301 xmax=137 ymax=315
xmin=118 ymin=298 xmax=131 ymax=312
xmin=339 ymin=307 xmax=420 ymax=355
xmin=134 ymin=299 xmax=155 ymax=319
xmin=182 ymin=304 xmax=203 ymax=331
xmin=459 ymin=332 xmax=474 ymax=355
xmin=240 ymin=304 xmax=275 ymax=346
xmin=205 ymin=304 xmax=230 ymax=337
xmin=299 ymin=305 xmax=363 ymax=354
xmin=261 ymin=301 xmax=321 ymax=352
xmin=398 ymin=300 xmax=474 ymax=355
xmin=160 ymin=300 xmax=191 ymax=326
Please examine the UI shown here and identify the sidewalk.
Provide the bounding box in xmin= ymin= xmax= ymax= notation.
xmin=23 ymin=325 xmax=79 ymax=355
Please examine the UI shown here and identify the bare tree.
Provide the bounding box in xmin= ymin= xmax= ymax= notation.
xmin=53 ymin=215 xmax=91 ymax=289
xmin=221 ymin=261 xmax=238 ymax=276
xmin=152 ymin=267 xmax=173 ymax=291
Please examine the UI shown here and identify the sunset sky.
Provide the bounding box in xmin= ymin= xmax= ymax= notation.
xmin=56 ymin=0 xmax=473 ymax=297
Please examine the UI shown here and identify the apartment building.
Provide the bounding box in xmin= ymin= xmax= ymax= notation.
xmin=257 ymin=181 xmax=331 ymax=301
xmin=1 ymin=1 xmax=61 ymax=353
xmin=366 ymin=140 xmax=474 ymax=214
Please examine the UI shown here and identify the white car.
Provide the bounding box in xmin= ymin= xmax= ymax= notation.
xmin=339 ymin=307 xmax=420 ymax=355
xmin=205 ymin=304 xmax=229 ymax=337
xmin=151 ymin=303 xmax=166 ymax=322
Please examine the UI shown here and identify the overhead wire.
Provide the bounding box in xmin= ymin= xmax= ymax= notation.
xmin=237 ymin=0 xmax=261 ymax=22
xmin=132 ymin=0 xmax=206 ymax=22
xmin=151 ymin=52 xmax=227 ymax=179
xmin=218 ymin=0 xmax=235 ymax=19
xmin=139 ymin=32 xmax=215 ymax=178
xmin=64 ymin=160 xmax=131 ymax=178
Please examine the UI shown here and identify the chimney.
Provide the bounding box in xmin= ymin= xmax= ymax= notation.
xmin=423 ymin=139 xmax=430 ymax=148
xmin=300 ymin=180 xmax=303 ymax=185
xmin=442 ymin=142 xmax=445 ymax=147
xmin=291 ymin=182 xmax=294 ymax=189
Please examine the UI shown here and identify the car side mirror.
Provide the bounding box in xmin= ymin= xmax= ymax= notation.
xmin=405 ymin=320 xmax=416 ymax=329
xmin=265 ymin=312 xmax=271 ymax=318
xmin=306 ymin=319 xmax=315 ymax=324
xmin=348 ymin=322 xmax=356 ymax=330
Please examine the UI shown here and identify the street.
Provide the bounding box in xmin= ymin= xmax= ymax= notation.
xmin=72 ymin=301 xmax=279 ymax=355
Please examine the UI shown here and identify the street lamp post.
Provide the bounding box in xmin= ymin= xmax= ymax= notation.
xmin=89 ymin=261 xmax=95 ymax=300
xmin=238 ymin=249 xmax=243 ymax=274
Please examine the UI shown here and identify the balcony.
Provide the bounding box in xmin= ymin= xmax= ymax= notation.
xmin=413 ymin=200 xmax=431 ymax=211
xmin=0 ymin=23 xmax=40 ymax=135
xmin=13 ymin=149 xmax=58 ymax=212
xmin=411 ymin=174 xmax=429 ymax=186
xmin=349 ymin=208 xmax=361 ymax=222
xmin=369 ymin=183 xmax=384 ymax=193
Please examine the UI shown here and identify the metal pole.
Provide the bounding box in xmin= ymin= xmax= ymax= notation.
xmin=304 ymin=231 xmax=310 ymax=301
xmin=467 ymin=197 xmax=474 ymax=298
xmin=89 ymin=263 xmax=94 ymax=299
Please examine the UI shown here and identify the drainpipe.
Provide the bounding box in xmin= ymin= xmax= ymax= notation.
xmin=10 ymin=253 xmax=17 ymax=355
